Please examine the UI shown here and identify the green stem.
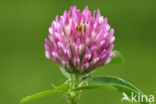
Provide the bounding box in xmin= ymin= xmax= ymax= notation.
xmin=74 ymin=74 xmax=79 ymax=89
xmin=67 ymin=74 xmax=81 ymax=104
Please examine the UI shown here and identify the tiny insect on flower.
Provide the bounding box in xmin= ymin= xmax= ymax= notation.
xmin=75 ymin=22 xmax=86 ymax=37
xmin=45 ymin=6 xmax=115 ymax=73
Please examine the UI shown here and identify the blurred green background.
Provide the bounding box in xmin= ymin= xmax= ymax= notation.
xmin=0 ymin=0 xmax=156 ymax=104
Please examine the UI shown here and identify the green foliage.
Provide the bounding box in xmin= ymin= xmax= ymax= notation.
xmin=20 ymin=82 xmax=71 ymax=104
xmin=51 ymin=83 xmax=57 ymax=89
xmin=96 ymin=50 xmax=123 ymax=70
xmin=110 ymin=50 xmax=123 ymax=64
xmin=20 ymin=90 xmax=64 ymax=104
xmin=20 ymin=76 xmax=150 ymax=104
xmin=87 ymin=76 xmax=139 ymax=91
xmin=57 ymin=83 xmax=70 ymax=92
xmin=59 ymin=67 xmax=72 ymax=79
xmin=72 ymin=76 xmax=150 ymax=104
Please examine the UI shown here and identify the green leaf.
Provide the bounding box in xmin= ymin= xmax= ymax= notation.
xmin=72 ymin=76 xmax=150 ymax=104
xmin=59 ymin=67 xmax=71 ymax=79
xmin=51 ymin=83 xmax=57 ymax=89
xmin=72 ymin=85 xmax=116 ymax=91
xmin=95 ymin=50 xmax=123 ymax=70
xmin=110 ymin=50 xmax=123 ymax=64
xmin=20 ymin=90 xmax=64 ymax=104
xmin=57 ymin=83 xmax=70 ymax=91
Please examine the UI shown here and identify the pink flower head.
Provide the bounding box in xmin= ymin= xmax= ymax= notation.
xmin=45 ymin=6 xmax=115 ymax=73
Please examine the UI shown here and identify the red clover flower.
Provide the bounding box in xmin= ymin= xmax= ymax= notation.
xmin=45 ymin=6 xmax=115 ymax=73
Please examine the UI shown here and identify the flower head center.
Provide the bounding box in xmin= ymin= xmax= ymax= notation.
xmin=75 ymin=23 xmax=86 ymax=37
